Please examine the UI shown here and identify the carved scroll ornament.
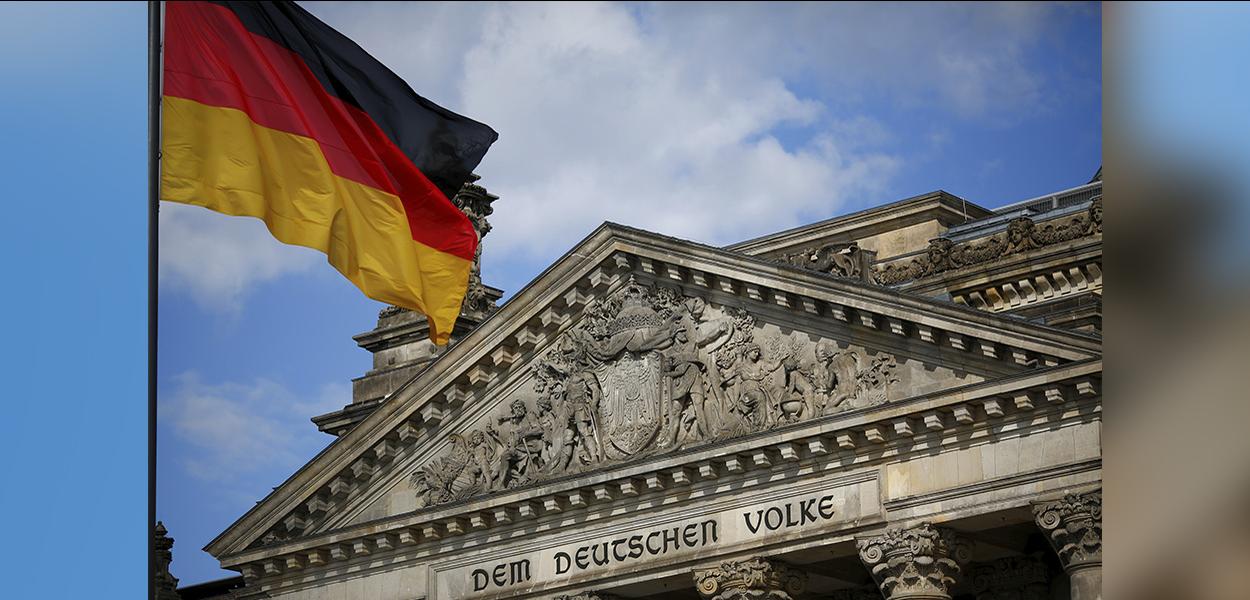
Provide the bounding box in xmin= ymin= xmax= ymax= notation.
xmin=857 ymin=523 xmax=973 ymax=599
xmin=1032 ymin=490 xmax=1102 ymax=571
xmin=693 ymin=557 xmax=807 ymax=600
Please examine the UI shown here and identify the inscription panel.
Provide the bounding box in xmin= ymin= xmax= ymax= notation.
xmin=433 ymin=476 xmax=880 ymax=600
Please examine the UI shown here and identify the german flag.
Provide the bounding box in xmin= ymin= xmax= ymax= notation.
xmin=160 ymin=1 xmax=498 ymax=344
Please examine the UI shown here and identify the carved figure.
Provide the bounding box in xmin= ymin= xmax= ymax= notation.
xmin=565 ymin=365 xmax=604 ymax=466
xmin=409 ymin=283 xmax=899 ymax=508
xmin=721 ymin=342 xmax=791 ymax=429
xmin=791 ymin=340 xmax=858 ymax=416
xmin=661 ymin=297 xmax=734 ymax=445
xmin=495 ymin=399 xmax=545 ymax=487
xmin=778 ymin=242 xmax=864 ymax=278
xmin=536 ymin=392 xmax=574 ymax=474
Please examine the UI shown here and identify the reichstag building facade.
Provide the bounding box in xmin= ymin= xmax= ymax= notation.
xmin=177 ymin=172 xmax=1103 ymax=600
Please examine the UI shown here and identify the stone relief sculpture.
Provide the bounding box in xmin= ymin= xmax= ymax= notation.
xmin=410 ymin=279 xmax=899 ymax=507
xmin=778 ymin=242 xmax=867 ymax=279
xmin=875 ymin=198 xmax=1102 ymax=285
xmin=379 ymin=174 xmax=500 ymax=320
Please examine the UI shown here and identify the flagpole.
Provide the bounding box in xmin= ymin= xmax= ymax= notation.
xmin=148 ymin=2 xmax=162 ymax=600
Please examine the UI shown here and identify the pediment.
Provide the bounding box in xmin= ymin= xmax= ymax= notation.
xmin=206 ymin=223 xmax=1100 ymax=564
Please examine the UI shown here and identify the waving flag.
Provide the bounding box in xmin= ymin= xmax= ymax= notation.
xmin=160 ymin=1 xmax=498 ymax=344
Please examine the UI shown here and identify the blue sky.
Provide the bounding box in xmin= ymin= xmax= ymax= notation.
xmin=14 ymin=3 xmax=1250 ymax=597
xmin=154 ymin=1 xmax=1102 ymax=584
xmin=0 ymin=1 xmax=1120 ymax=594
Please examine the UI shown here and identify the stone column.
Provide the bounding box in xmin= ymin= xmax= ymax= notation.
xmin=693 ymin=557 xmax=808 ymax=600
xmin=968 ymin=555 xmax=1050 ymax=600
xmin=856 ymin=523 xmax=973 ymax=600
xmin=1032 ymin=490 xmax=1102 ymax=600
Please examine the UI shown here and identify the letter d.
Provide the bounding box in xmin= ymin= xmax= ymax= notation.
xmin=555 ymin=552 xmax=571 ymax=575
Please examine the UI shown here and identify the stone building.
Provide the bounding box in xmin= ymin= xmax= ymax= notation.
xmin=194 ymin=173 xmax=1102 ymax=600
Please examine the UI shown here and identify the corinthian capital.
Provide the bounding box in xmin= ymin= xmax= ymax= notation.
xmin=856 ymin=523 xmax=973 ymax=600
xmin=693 ymin=557 xmax=807 ymax=600
xmin=1032 ymin=490 xmax=1102 ymax=571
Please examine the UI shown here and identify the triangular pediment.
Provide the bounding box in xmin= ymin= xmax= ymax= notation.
xmin=206 ymin=223 xmax=1100 ymax=566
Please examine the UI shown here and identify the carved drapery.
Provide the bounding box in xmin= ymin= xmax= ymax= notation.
xmin=856 ymin=523 xmax=973 ymax=600
xmin=969 ymin=555 xmax=1050 ymax=600
xmin=875 ymin=198 xmax=1102 ymax=286
xmin=693 ymin=557 xmax=807 ymax=600
xmin=409 ymin=279 xmax=898 ymax=508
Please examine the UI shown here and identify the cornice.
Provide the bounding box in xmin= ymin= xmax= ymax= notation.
xmin=726 ymin=191 xmax=991 ymax=256
xmin=207 ymin=223 xmax=1102 ymax=562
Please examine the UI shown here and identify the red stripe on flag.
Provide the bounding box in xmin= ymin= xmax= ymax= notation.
xmin=163 ymin=1 xmax=476 ymax=262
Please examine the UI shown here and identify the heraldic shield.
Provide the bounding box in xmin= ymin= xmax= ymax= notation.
xmin=595 ymin=350 xmax=665 ymax=460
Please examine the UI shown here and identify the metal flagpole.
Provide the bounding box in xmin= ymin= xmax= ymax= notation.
xmin=148 ymin=2 xmax=162 ymax=599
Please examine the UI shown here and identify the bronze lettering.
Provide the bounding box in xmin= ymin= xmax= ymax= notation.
xmin=662 ymin=526 xmax=680 ymax=553
xmin=683 ymin=523 xmax=699 ymax=547
xmin=800 ymin=498 xmax=817 ymax=523
xmin=472 ymin=569 xmax=489 ymax=592
xmin=702 ymin=519 xmax=719 ymax=544
xmin=628 ymin=534 xmax=644 ymax=559
xmin=744 ymin=510 xmax=763 ymax=534
xmin=591 ymin=542 xmax=609 ymax=566
xmin=818 ymin=494 xmax=835 ymax=519
xmin=575 ymin=545 xmax=590 ymax=570
xmin=512 ymin=559 xmax=530 ymax=585
xmin=646 ymin=530 xmax=662 ymax=555
xmin=765 ymin=506 xmax=783 ymax=530
xmin=555 ymin=552 xmax=571 ymax=575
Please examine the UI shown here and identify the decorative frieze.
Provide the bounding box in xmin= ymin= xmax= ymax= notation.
xmin=875 ymin=198 xmax=1102 ymax=286
xmin=856 ymin=523 xmax=973 ymax=599
xmin=228 ymin=359 xmax=1099 ymax=576
xmin=773 ymin=241 xmax=872 ymax=281
xmin=242 ymin=237 xmax=1094 ymax=552
xmin=693 ymin=557 xmax=807 ymax=600
xmin=409 ymin=279 xmax=899 ymax=509
xmin=1032 ymin=490 xmax=1102 ymax=571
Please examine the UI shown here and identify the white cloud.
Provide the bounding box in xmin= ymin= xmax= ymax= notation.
xmin=160 ymin=372 xmax=347 ymax=483
xmin=159 ymin=1 xmax=1086 ymax=303
xmin=158 ymin=203 xmax=321 ymax=314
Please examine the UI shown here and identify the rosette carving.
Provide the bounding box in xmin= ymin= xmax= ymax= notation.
xmin=856 ymin=523 xmax=973 ymax=599
xmin=693 ymin=557 xmax=807 ymax=600
xmin=1032 ymin=490 xmax=1101 ymax=571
